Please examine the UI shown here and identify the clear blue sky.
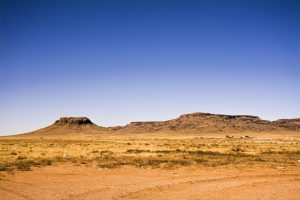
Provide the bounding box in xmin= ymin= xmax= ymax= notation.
xmin=0 ymin=0 xmax=299 ymax=135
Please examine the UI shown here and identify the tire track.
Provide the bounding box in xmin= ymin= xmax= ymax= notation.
xmin=116 ymin=174 xmax=300 ymax=200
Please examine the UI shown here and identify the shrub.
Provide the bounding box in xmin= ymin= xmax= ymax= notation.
xmin=0 ymin=164 xmax=10 ymax=171
xmin=16 ymin=160 xmax=33 ymax=171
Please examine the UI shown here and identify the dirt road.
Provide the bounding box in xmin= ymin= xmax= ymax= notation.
xmin=1 ymin=165 xmax=299 ymax=200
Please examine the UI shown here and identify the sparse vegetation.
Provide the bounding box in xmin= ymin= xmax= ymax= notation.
xmin=0 ymin=136 xmax=299 ymax=172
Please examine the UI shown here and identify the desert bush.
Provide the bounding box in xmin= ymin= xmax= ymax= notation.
xmin=170 ymin=159 xmax=190 ymax=166
xmin=231 ymin=146 xmax=244 ymax=152
xmin=98 ymin=161 xmax=124 ymax=169
xmin=38 ymin=159 xmax=52 ymax=166
xmin=254 ymin=157 xmax=266 ymax=162
xmin=194 ymin=158 xmax=208 ymax=164
xmin=16 ymin=160 xmax=33 ymax=171
xmin=126 ymin=149 xmax=150 ymax=153
xmin=17 ymin=156 xmax=27 ymax=160
xmin=0 ymin=163 xmax=10 ymax=171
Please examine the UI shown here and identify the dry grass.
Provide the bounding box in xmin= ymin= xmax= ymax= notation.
xmin=0 ymin=135 xmax=299 ymax=171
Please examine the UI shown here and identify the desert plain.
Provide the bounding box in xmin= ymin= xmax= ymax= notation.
xmin=0 ymin=113 xmax=300 ymax=200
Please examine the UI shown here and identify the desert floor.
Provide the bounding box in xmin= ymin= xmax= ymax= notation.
xmin=0 ymin=133 xmax=299 ymax=200
xmin=1 ymin=165 xmax=300 ymax=200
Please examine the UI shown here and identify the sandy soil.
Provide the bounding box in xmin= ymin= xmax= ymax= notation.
xmin=0 ymin=165 xmax=299 ymax=200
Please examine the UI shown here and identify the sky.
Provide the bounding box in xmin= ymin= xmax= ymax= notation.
xmin=0 ymin=0 xmax=299 ymax=135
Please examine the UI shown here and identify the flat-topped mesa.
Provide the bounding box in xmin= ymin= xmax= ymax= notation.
xmin=179 ymin=112 xmax=261 ymax=120
xmin=21 ymin=117 xmax=109 ymax=136
xmin=54 ymin=117 xmax=93 ymax=125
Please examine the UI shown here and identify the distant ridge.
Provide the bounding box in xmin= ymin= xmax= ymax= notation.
xmin=110 ymin=112 xmax=300 ymax=133
xmin=274 ymin=118 xmax=300 ymax=125
xmin=19 ymin=113 xmax=300 ymax=136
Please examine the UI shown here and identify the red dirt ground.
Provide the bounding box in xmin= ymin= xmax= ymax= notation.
xmin=1 ymin=164 xmax=299 ymax=200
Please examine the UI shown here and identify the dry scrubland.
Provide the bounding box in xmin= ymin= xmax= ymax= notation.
xmin=1 ymin=115 xmax=300 ymax=199
xmin=1 ymin=134 xmax=300 ymax=172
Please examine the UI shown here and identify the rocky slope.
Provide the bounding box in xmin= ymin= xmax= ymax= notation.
xmin=111 ymin=112 xmax=300 ymax=133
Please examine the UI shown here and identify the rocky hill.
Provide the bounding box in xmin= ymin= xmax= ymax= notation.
xmin=25 ymin=117 xmax=108 ymax=135
xmin=110 ymin=112 xmax=300 ymax=133
xmin=21 ymin=113 xmax=300 ymax=136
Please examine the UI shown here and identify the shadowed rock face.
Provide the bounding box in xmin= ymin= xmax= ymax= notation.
xmin=54 ymin=117 xmax=93 ymax=125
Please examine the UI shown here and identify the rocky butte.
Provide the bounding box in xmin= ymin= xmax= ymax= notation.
xmin=54 ymin=117 xmax=93 ymax=125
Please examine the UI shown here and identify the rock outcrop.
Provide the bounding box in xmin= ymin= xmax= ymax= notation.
xmin=54 ymin=117 xmax=93 ymax=125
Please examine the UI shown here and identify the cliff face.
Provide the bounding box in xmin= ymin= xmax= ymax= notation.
xmin=54 ymin=117 xmax=93 ymax=125
xmin=112 ymin=112 xmax=300 ymax=133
